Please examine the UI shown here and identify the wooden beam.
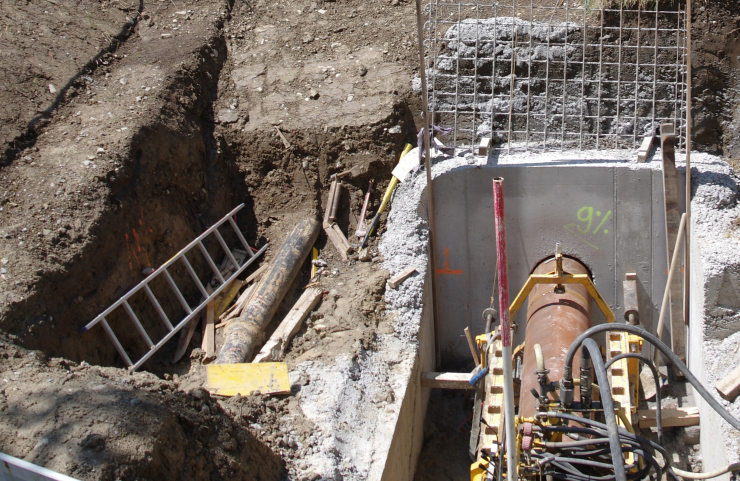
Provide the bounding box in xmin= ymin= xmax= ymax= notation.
xmin=637 ymin=406 xmax=699 ymax=428
xmin=660 ymin=123 xmax=686 ymax=372
xmin=478 ymin=137 xmax=491 ymax=156
xmin=173 ymin=284 xmax=213 ymax=362
xmin=324 ymin=225 xmax=351 ymax=261
xmin=637 ymin=135 xmax=654 ymax=163
xmin=240 ymin=263 xmax=269 ymax=288
xmin=716 ymin=364 xmax=740 ymax=401
xmin=252 ymin=287 xmax=323 ymax=362
xmin=201 ymin=300 xmax=214 ymax=358
xmin=388 ymin=266 xmax=417 ymax=289
xmin=421 ymin=372 xmax=474 ymax=390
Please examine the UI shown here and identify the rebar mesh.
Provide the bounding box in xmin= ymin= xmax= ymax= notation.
xmin=420 ymin=0 xmax=688 ymax=153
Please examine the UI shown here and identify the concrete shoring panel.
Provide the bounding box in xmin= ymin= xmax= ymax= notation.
xmin=433 ymin=163 xmax=684 ymax=365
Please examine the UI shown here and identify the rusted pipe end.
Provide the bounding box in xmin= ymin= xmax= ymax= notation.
xmin=520 ymin=256 xmax=593 ymax=418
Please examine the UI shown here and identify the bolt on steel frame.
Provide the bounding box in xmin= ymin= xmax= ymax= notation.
xmin=420 ymin=0 xmax=688 ymax=153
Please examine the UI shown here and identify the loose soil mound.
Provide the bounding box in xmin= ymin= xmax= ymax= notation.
xmin=0 ymin=333 xmax=283 ymax=481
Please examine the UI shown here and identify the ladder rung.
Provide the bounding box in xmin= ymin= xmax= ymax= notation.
xmin=129 ymin=242 xmax=269 ymax=371
xmin=198 ymin=241 xmax=226 ymax=284
xmin=144 ymin=285 xmax=174 ymax=331
xmin=214 ymin=228 xmax=240 ymax=272
xmin=123 ymin=301 xmax=154 ymax=349
xmin=228 ymin=216 xmax=254 ymax=257
xmin=83 ymin=204 xmax=247 ymax=333
xmin=100 ymin=318 xmax=133 ymax=367
xmin=180 ymin=255 xmax=209 ymax=299
xmin=163 ymin=269 xmax=192 ymax=314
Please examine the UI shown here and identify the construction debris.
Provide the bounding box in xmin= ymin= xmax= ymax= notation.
xmin=216 ymin=217 xmax=320 ymax=364
xmin=174 ymin=283 xmax=213 ymax=363
xmin=637 ymin=407 xmax=700 ymax=429
xmin=206 ymin=362 xmax=291 ymax=396
xmin=253 ymin=287 xmax=322 ymax=362
xmin=478 ymin=137 xmax=491 ymax=156
xmin=360 ymin=143 xmax=414 ymax=250
xmin=637 ymin=135 xmax=655 ymax=163
xmin=355 ymin=180 xmax=374 ymax=238
xmin=201 ymin=296 xmax=216 ymax=358
xmin=388 ymin=265 xmax=417 ymax=289
xmin=421 ymin=372 xmax=474 ymax=390
xmin=715 ymin=364 xmax=740 ymax=401
xmin=323 ymin=176 xmax=353 ymax=260
xmin=275 ymin=126 xmax=291 ymax=149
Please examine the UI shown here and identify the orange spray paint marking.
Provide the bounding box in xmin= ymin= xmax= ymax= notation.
xmin=132 ymin=228 xmax=142 ymax=252
xmin=125 ymin=233 xmax=134 ymax=270
xmin=437 ymin=248 xmax=463 ymax=275
xmin=126 ymin=233 xmax=141 ymax=270
xmin=132 ymin=228 xmax=151 ymax=267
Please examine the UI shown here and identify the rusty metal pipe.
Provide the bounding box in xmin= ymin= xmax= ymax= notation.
xmin=519 ymin=257 xmax=592 ymax=419
xmin=216 ymin=217 xmax=320 ymax=364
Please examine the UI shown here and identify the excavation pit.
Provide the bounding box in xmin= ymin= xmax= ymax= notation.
xmin=0 ymin=0 xmax=739 ymax=478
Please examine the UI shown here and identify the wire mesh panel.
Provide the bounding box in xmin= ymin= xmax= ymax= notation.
xmin=420 ymin=0 xmax=688 ymax=153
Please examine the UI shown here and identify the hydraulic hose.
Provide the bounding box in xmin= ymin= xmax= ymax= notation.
xmin=671 ymin=463 xmax=740 ymax=479
xmin=561 ymin=324 xmax=740 ymax=432
xmin=582 ymin=338 xmax=627 ymax=481
xmin=605 ymin=353 xmax=663 ymax=446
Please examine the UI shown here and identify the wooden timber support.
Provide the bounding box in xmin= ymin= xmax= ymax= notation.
xmin=660 ymin=123 xmax=686 ymax=373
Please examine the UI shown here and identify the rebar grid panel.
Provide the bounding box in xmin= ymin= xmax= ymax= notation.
xmin=420 ymin=0 xmax=688 ymax=153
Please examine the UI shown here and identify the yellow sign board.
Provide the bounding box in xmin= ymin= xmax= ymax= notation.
xmin=206 ymin=362 xmax=291 ymax=396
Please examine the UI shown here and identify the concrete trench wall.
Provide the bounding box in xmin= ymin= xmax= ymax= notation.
xmin=686 ymin=157 xmax=740 ymax=479
xmin=376 ymin=147 xmax=739 ymax=480
xmin=379 ymin=268 xmax=435 ymax=480
xmin=431 ymin=156 xmax=685 ymax=366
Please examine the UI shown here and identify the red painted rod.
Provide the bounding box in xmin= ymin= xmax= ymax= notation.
xmin=492 ymin=177 xmax=511 ymax=348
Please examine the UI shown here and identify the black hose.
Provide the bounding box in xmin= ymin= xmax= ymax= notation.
xmin=581 ymin=338 xmax=627 ymax=481
xmin=543 ymin=412 xmax=670 ymax=460
xmin=562 ymin=324 xmax=740 ymax=432
xmin=604 ymin=352 xmax=664 ymax=446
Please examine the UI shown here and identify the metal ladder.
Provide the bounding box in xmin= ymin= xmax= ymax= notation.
xmin=80 ymin=204 xmax=267 ymax=371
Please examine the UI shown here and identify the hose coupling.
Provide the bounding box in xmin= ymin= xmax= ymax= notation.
xmin=559 ymin=378 xmax=574 ymax=408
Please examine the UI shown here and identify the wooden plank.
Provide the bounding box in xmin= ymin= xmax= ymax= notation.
xmin=275 ymin=127 xmax=291 ymax=149
xmin=324 ymin=226 xmax=350 ymax=261
xmin=637 ymin=406 xmax=699 ymax=428
xmin=240 ymin=263 xmax=269 ymax=288
xmin=464 ymin=327 xmax=480 ymax=365
xmin=174 ymin=285 xmax=212 ymax=363
xmin=203 ymin=300 xmax=215 ymax=358
xmin=214 ymin=280 xmax=241 ymax=320
xmin=331 ymin=224 xmax=352 ymax=251
xmin=323 ymin=180 xmax=338 ymax=228
xmin=388 ymin=266 xmax=417 ymax=289
xmin=421 ymin=372 xmax=474 ymax=390
xmin=660 ymin=123 xmax=686 ymax=370
xmin=253 ymin=287 xmax=323 ymax=363
xmin=478 ymin=137 xmax=491 ymax=156
xmin=637 ymin=135 xmax=654 ymax=162
xmin=716 ymin=364 xmax=740 ymax=401
xmin=216 ymin=283 xmax=258 ymax=328
xmin=206 ymin=362 xmax=290 ymax=396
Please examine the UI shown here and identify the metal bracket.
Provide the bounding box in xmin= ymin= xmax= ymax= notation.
xmin=508 ymin=265 xmax=615 ymax=324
